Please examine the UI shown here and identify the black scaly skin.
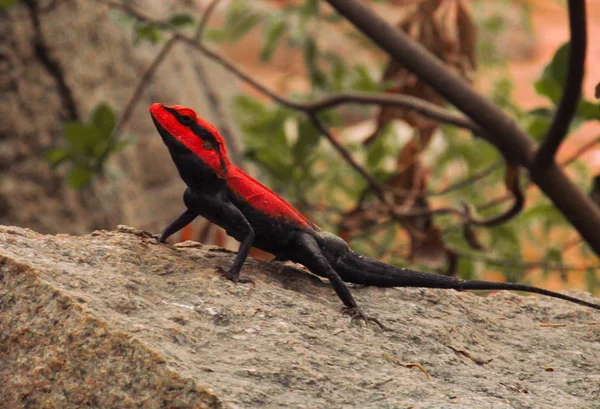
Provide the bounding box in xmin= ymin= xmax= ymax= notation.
xmin=151 ymin=104 xmax=600 ymax=325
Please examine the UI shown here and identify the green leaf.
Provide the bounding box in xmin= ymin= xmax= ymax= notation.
xmin=303 ymin=35 xmax=317 ymax=67
xmin=91 ymin=102 xmax=116 ymax=138
xmin=222 ymin=0 xmax=262 ymax=42
xmin=348 ymin=64 xmax=379 ymax=92
xmin=534 ymin=42 xmax=570 ymax=104
xmin=526 ymin=116 xmax=551 ymax=142
xmin=292 ymin=117 xmax=321 ymax=163
xmin=527 ymin=107 xmax=554 ymax=117
xmin=490 ymin=76 xmax=515 ymax=110
xmin=260 ymin=14 xmax=287 ymax=61
xmin=167 ymin=13 xmax=195 ymax=28
xmin=570 ymin=159 xmax=589 ymax=185
xmin=45 ymin=149 xmax=71 ymax=169
xmin=109 ymin=10 xmax=137 ymax=27
xmin=520 ymin=202 xmax=566 ymax=234
xmin=0 ymin=0 xmax=18 ymax=9
xmin=324 ymin=12 xmax=342 ymax=23
xmin=64 ymin=123 xmax=102 ymax=153
xmin=324 ymin=52 xmax=346 ymax=91
xmin=203 ymin=28 xmax=229 ymax=42
xmin=110 ymin=139 xmax=131 ymax=154
xmin=585 ymin=267 xmax=598 ymax=294
xmin=489 ymin=225 xmax=520 ymax=253
xmin=67 ymin=165 xmax=94 ymax=190
xmin=458 ymin=257 xmax=475 ymax=280
xmin=135 ymin=24 xmax=162 ymax=44
xmin=534 ymin=76 xmax=562 ymax=104
xmin=482 ymin=14 xmax=505 ymax=33
xmin=576 ymin=99 xmax=600 ymax=121
xmin=302 ymin=0 xmax=320 ymax=16
xmin=365 ymin=132 xmax=387 ymax=170
xmin=548 ymin=43 xmax=570 ymax=86
xmin=303 ymin=36 xmax=326 ymax=88
xmin=232 ymin=95 xmax=272 ymax=132
xmin=545 ymin=247 xmax=563 ymax=265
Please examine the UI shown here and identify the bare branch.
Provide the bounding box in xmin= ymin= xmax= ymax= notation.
xmin=431 ymin=162 xmax=503 ymax=197
xmin=195 ymin=0 xmax=222 ymax=40
xmin=471 ymin=163 xmax=525 ymax=227
xmin=325 ymin=0 xmax=535 ymax=164
xmin=191 ymin=0 xmax=241 ymax=164
xmin=307 ymin=113 xmax=391 ymax=208
xmin=477 ymin=138 xmax=600 ymax=214
xmin=299 ymin=93 xmax=484 ymax=136
xmin=102 ymin=0 xmax=169 ymax=28
xmin=535 ymin=0 xmax=587 ymax=168
xmin=175 ymin=36 xmax=485 ymax=137
xmin=306 ymin=114 xmax=471 ymax=226
xmin=324 ymin=0 xmax=600 ymax=256
xmin=560 ymin=136 xmax=600 ymax=167
xmin=97 ymin=36 xmax=178 ymax=169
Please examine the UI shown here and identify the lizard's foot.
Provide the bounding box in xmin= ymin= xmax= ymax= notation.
xmin=215 ymin=266 xmax=256 ymax=286
xmin=343 ymin=307 xmax=388 ymax=331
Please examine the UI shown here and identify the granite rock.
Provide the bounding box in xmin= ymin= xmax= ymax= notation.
xmin=1 ymin=225 xmax=599 ymax=408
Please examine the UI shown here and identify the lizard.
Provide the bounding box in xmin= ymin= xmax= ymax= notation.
xmin=149 ymin=102 xmax=600 ymax=324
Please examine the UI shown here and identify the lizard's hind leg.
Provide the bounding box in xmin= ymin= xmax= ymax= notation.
xmin=293 ymin=232 xmax=387 ymax=330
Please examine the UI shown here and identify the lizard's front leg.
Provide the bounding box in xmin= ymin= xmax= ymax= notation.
xmin=154 ymin=209 xmax=197 ymax=243
xmin=221 ymin=203 xmax=255 ymax=282
xmin=186 ymin=190 xmax=256 ymax=282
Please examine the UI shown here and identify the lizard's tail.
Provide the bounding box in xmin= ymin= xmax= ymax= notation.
xmin=330 ymin=250 xmax=600 ymax=311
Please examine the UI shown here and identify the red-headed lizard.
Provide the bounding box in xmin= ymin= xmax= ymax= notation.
xmin=149 ymin=103 xmax=600 ymax=325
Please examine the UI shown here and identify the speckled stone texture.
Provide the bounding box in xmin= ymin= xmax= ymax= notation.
xmin=1 ymin=225 xmax=599 ymax=409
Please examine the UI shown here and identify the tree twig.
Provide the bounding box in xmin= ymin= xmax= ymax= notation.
xmin=176 ymin=35 xmax=485 ymax=137
xmin=191 ymin=0 xmax=241 ymax=164
xmin=96 ymin=36 xmax=177 ymax=169
xmin=535 ymin=0 xmax=587 ymax=168
xmin=307 ymin=113 xmax=394 ymax=210
xmin=324 ymin=0 xmax=600 ymax=255
xmin=561 ymin=136 xmax=600 ymax=168
xmin=477 ymin=137 xmax=600 ymax=214
xmin=430 ymin=162 xmax=504 ymax=197
xmin=195 ymin=0 xmax=222 ymax=40
xmin=102 ymin=0 xmax=170 ymax=28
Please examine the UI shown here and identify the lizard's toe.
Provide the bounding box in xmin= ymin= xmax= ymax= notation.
xmin=343 ymin=307 xmax=388 ymax=331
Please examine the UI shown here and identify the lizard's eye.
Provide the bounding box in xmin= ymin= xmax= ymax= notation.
xmin=203 ymin=140 xmax=214 ymax=150
xmin=179 ymin=115 xmax=194 ymax=125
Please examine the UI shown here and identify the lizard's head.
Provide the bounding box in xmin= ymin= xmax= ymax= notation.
xmin=150 ymin=103 xmax=229 ymax=177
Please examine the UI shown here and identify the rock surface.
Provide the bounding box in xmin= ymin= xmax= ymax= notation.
xmin=1 ymin=225 xmax=600 ymax=409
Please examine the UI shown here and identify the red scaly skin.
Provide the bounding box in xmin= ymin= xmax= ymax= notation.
xmin=149 ymin=103 xmax=312 ymax=228
xmin=227 ymin=167 xmax=313 ymax=228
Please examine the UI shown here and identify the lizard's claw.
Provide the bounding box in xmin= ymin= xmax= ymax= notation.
xmin=215 ymin=266 xmax=256 ymax=286
xmin=343 ymin=307 xmax=388 ymax=331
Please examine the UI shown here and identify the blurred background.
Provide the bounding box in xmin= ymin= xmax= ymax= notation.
xmin=1 ymin=0 xmax=599 ymax=293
